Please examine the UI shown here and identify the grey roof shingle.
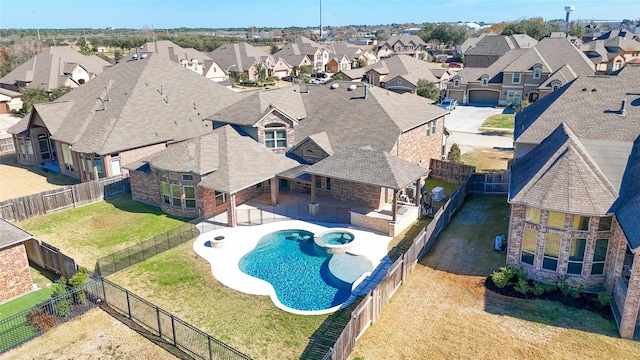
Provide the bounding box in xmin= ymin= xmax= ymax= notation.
xmin=305 ymin=147 xmax=429 ymax=189
xmin=503 ymin=37 xmax=595 ymax=75
xmin=464 ymin=34 xmax=537 ymax=57
xmin=192 ymin=125 xmax=299 ymax=193
xmin=0 ymin=219 xmax=32 ymax=250
xmin=509 ymin=123 xmax=619 ymax=215
xmin=10 ymin=54 xmax=244 ymax=155
xmin=208 ymin=42 xmax=272 ymax=73
xmin=612 ymin=135 xmax=640 ymax=250
xmin=454 ymin=49 xmax=529 ymax=85
xmin=378 ymin=35 xmax=427 ymax=50
xmin=369 ymin=55 xmax=445 ymax=86
xmin=0 ymin=46 xmax=111 ymax=92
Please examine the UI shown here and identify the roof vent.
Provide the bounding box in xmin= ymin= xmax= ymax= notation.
xmin=348 ymin=84 xmax=357 ymax=91
xmin=591 ymin=88 xmax=597 ymax=92
xmin=620 ymin=99 xmax=627 ymax=117
xmin=582 ymin=88 xmax=587 ymax=91
xmin=96 ymin=97 xmax=106 ymax=111
xmin=330 ymin=83 xmax=339 ymax=89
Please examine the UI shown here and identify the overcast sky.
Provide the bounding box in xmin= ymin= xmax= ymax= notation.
xmin=1 ymin=0 xmax=638 ymax=29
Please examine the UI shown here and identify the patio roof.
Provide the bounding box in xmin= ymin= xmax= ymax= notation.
xmin=0 ymin=219 xmax=33 ymax=250
xmin=304 ymin=148 xmax=429 ymax=190
xmin=278 ymin=164 xmax=311 ymax=182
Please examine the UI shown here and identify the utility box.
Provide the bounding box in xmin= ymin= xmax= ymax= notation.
xmin=431 ymin=187 xmax=445 ymax=201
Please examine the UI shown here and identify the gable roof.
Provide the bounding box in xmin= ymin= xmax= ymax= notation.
xmin=210 ymin=86 xmax=306 ymax=126
xmin=0 ymin=46 xmax=111 ymax=92
xmin=378 ymin=35 xmax=426 ymax=49
xmin=0 ymin=219 xmax=33 ymax=250
xmin=464 ymin=34 xmax=537 ymax=57
xmin=454 ymin=48 xmax=529 ymax=85
xmin=305 ymin=148 xmax=429 ymax=190
xmin=375 ymin=55 xmax=446 ymax=86
xmin=195 ymin=126 xmax=299 ymax=193
xmin=10 ymin=54 xmax=244 ymax=155
xmin=208 ymin=42 xmax=272 ymax=73
xmin=509 ymin=123 xmax=619 ymax=215
xmin=503 ymin=37 xmax=595 ymax=75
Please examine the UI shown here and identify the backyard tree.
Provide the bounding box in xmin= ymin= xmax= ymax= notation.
xmin=18 ymin=86 xmax=73 ymax=114
xmin=447 ymin=143 xmax=462 ymax=163
xmin=270 ymin=44 xmax=279 ymax=54
xmin=416 ymin=79 xmax=440 ymax=101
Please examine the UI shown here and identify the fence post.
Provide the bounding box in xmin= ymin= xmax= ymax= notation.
xmin=171 ymin=314 xmax=177 ymax=346
xmin=127 ymin=248 xmax=131 ymax=267
xmin=112 ymin=253 xmax=117 ymax=273
xmin=208 ymin=335 xmax=213 ymax=360
xmin=156 ymin=306 xmax=162 ymax=337
xmin=50 ymin=298 xmax=58 ymax=327
xmin=101 ymin=278 xmax=107 ymax=303
xmin=125 ymin=290 xmax=132 ymax=319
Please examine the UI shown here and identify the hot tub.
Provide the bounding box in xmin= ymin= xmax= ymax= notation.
xmin=314 ymin=229 xmax=358 ymax=254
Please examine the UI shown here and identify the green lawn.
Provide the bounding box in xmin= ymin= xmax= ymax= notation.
xmin=480 ymin=113 xmax=515 ymax=129
xmin=0 ymin=288 xmax=53 ymax=321
xmin=108 ymin=241 xmax=328 ymax=360
xmin=16 ymin=195 xmax=190 ymax=268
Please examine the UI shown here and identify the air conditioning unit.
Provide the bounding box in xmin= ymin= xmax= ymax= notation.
xmin=405 ymin=185 xmax=416 ymax=199
xmin=431 ymin=187 xmax=445 ymax=202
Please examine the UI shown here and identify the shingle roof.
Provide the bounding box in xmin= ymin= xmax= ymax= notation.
xmin=464 ymin=34 xmax=537 ymax=57
xmin=0 ymin=46 xmax=110 ymax=92
xmin=454 ymin=49 xmax=529 ymax=85
xmin=211 ymin=86 xmax=306 ymax=126
xmin=379 ymin=35 xmax=427 ymax=49
xmin=305 ymin=148 xmax=429 ymax=189
xmin=612 ymin=135 xmax=640 ymax=251
xmin=10 ymin=54 xmax=244 ymax=155
xmin=208 ymin=42 xmax=272 ymax=73
xmin=294 ymin=84 xmax=446 ymax=152
xmin=193 ymin=126 xmax=299 ymax=193
xmin=503 ymin=37 xmax=595 ymax=75
xmin=0 ymin=218 xmax=33 ymax=250
xmin=371 ymin=55 xmax=444 ymax=86
xmin=509 ymin=123 xmax=619 ymax=215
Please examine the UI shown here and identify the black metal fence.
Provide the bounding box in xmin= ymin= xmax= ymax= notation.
xmin=96 ymin=223 xmax=199 ymax=277
xmin=236 ymin=204 xmax=352 ymax=226
xmin=101 ymin=279 xmax=252 ymax=360
xmin=0 ymin=279 xmax=104 ymax=353
xmin=0 ymin=277 xmax=253 ymax=360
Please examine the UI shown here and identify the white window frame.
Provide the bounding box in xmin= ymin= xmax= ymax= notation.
xmin=533 ymin=67 xmax=541 ymax=79
xmin=512 ymin=72 xmax=521 ymax=84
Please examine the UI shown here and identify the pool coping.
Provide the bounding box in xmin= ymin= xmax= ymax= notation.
xmin=192 ymin=220 xmax=392 ymax=315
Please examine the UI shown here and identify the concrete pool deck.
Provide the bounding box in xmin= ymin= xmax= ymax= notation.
xmin=192 ymin=220 xmax=392 ymax=315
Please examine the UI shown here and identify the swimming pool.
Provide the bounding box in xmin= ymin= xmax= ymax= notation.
xmin=238 ymin=229 xmax=373 ymax=312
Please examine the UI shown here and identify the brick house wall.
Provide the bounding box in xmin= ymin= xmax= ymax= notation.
xmin=313 ymin=177 xmax=383 ymax=209
xmin=392 ymin=117 xmax=445 ymax=166
xmin=129 ymin=169 xmax=161 ymax=206
xmin=0 ymin=243 xmax=33 ymax=303
xmin=289 ymin=138 xmax=330 ymax=164
xmin=255 ymin=111 xmax=295 ymax=154
xmin=201 ymin=182 xmax=269 ymax=218
xmin=506 ymin=203 xmax=615 ymax=288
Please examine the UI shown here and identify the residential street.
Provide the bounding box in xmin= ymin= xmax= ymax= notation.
xmin=444 ymin=105 xmax=514 ymax=153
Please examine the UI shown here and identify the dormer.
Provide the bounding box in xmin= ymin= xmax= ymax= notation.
xmin=532 ymin=63 xmax=543 ymax=79
xmin=480 ymin=74 xmax=490 ymax=86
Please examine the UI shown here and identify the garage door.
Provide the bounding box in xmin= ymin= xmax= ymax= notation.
xmin=447 ymin=90 xmax=464 ymax=104
xmin=468 ymin=90 xmax=499 ymax=106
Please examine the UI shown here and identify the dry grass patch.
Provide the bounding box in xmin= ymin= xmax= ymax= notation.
xmin=0 ymin=153 xmax=78 ymax=201
xmin=16 ymin=196 xmax=189 ymax=267
xmin=108 ymin=239 xmax=327 ymax=360
xmin=461 ymin=148 xmax=513 ymax=173
xmin=0 ymin=308 xmax=178 ymax=360
xmin=349 ymin=195 xmax=640 ymax=360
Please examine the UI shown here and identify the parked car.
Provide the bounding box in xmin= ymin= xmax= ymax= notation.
xmin=311 ymin=72 xmax=328 ymax=79
xmin=440 ymin=98 xmax=458 ymax=110
xmin=311 ymin=78 xmax=328 ymax=84
xmin=281 ymin=76 xmax=294 ymax=82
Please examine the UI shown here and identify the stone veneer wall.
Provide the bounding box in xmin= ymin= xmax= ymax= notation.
xmin=506 ymin=203 xmax=614 ymax=289
xmin=392 ymin=118 xmax=444 ymax=166
xmin=0 ymin=243 xmax=33 ymax=303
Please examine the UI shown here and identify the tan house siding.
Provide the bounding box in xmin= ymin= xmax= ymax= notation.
xmin=392 ymin=118 xmax=444 ymax=166
xmin=0 ymin=243 xmax=33 ymax=303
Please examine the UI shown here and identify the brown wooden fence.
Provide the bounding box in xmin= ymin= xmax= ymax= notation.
xmin=469 ymin=173 xmax=510 ymax=194
xmin=429 ymin=158 xmax=476 ymax=184
xmin=0 ymin=176 xmax=130 ymax=222
xmin=323 ymin=175 xmax=473 ymax=360
xmin=23 ymin=238 xmax=77 ymax=279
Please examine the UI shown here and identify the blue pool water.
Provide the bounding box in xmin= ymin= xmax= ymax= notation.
xmin=238 ymin=230 xmax=355 ymax=311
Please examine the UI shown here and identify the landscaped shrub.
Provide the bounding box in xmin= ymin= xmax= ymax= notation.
xmin=531 ymin=282 xmax=556 ymax=296
xmin=514 ymin=278 xmax=530 ymax=295
xmin=50 ymin=278 xmax=71 ymax=317
xmin=68 ymin=268 xmax=88 ymax=304
xmin=512 ymin=266 xmax=529 ymax=282
xmin=598 ymin=292 xmax=612 ymax=306
xmin=27 ymin=308 xmax=55 ymax=331
xmin=490 ymin=266 xmax=514 ymax=288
